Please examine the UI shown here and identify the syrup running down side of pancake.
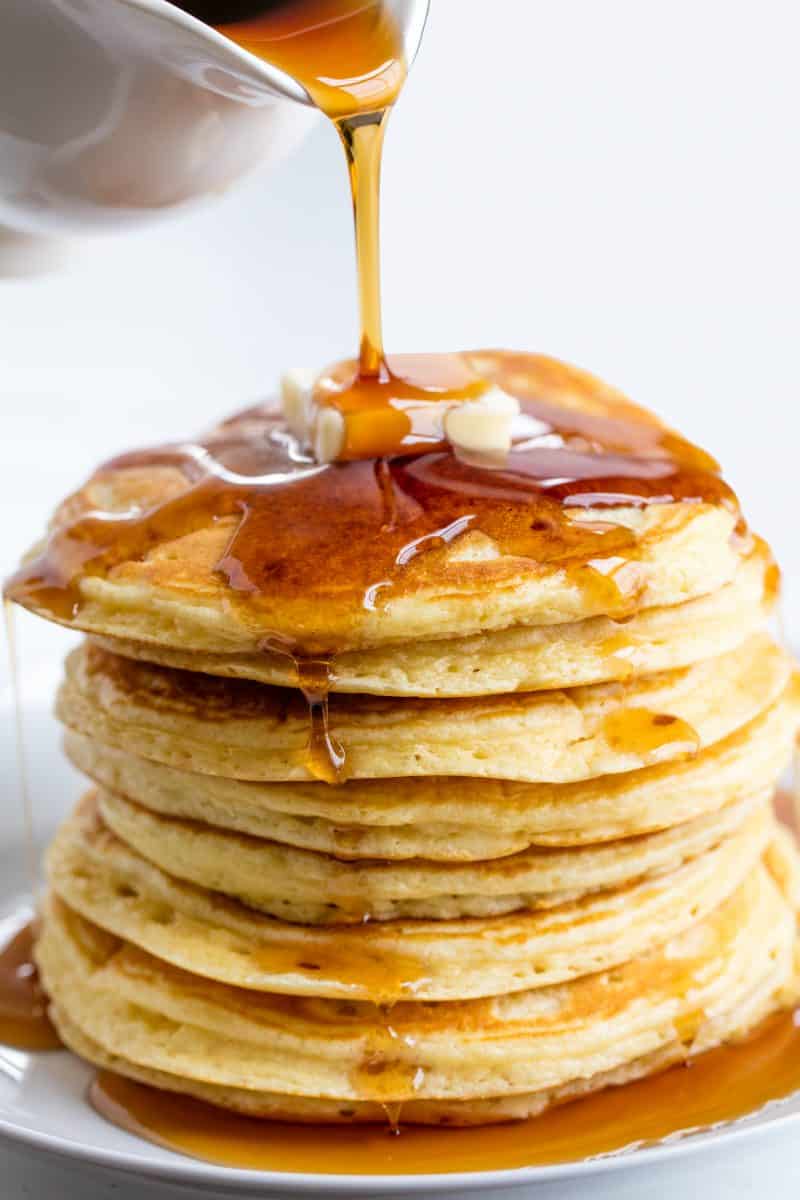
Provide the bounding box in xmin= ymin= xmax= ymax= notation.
xmin=0 ymin=921 xmax=61 ymax=1051
xmin=3 ymin=352 xmax=739 ymax=642
xmin=83 ymin=1002 xmax=800 ymax=1174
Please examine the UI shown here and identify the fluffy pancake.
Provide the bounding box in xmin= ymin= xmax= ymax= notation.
xmin=5 ymin=355 xmax=748 ymax=655
xmin=37 ymin=838 xmax=800 ymax=1123
xmin=90 ymin=537 xmax=773 ymax=697
xmin=57 ymin=636 xmax=791 ymax=783
xmin=96 ymin=787 xmax=768 ymax=924
xmin=63 ymin=683 xmax=800 ymax=859
xmin=46 ymin=795 xmax=770 ymax=1002
xmin=16 ymin=502 xmax=744 ymax=656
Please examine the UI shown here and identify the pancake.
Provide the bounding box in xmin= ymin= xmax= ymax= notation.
xmin=56 ymin=636 xmax=791 ymax=783
xmin=4 ymin=355 xmax=747 ymax=655
xmin=96 ymin=786 xmax=768 ymax=924
xmin=63 ymin=683 xmax=800 ymax=859
xmin=37 ymin=840 xmax=800 ymax=1123
xmin=45 ymin=795 xmax=770 ymax=1002
xmin=9 ymin=353 xmax=800 ymax=1132
xmin=90 ymin=536 xmax=773 ymax=697
xmin=46 ymin=1014 xmax=694 ymax=1125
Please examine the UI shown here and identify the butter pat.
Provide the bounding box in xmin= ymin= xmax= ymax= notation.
xmin=281 ymin=370 xmax=346 ymax=463
xmin=281 ymin=370 xmax=520 ymax=464
xmin=312 ymin=406 xmax=346 ymax=464
xmin=280 ymin=368 xmax=317 ymax=441
xmin=443 ymin=388 xmax=520 ymax=456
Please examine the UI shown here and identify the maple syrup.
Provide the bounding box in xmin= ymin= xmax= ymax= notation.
xmin=0 ymin=604 xmax=59 ymax=1051
xmin=602 ymin=708 xmax=701 ymax=760
xmin=351 ymin=1014 xmax=425 ymax=1117
xmin=172 ymin=1 xmax=502 ymax=442
xmin=210 ymin=0 xmax=405 ymax=120
xmin=246 ymin=929 xmax=428 ymax=1000
xmin=85 ymin=792 xmax=800 ymax=1172
xmin=89 ymin=1004 xmax=800 ymax=1173
xmin=0 ymin=920 xmax=60 ymax=1052
xmin=174 ymin=0 xmax=404 ymax=380
xmin=214 ymin=0 xmax=404 ymax=378
xmin=294 ymin=657 xmax=346 ymax=783
xmin=2 ymin=373 xmax=737 ymax=643
xmin=0 ymin=2 xmax=795 ymax=1176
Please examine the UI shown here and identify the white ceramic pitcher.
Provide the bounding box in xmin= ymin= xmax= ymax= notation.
xmin=0 ymin=0 xmax=428 ymax=237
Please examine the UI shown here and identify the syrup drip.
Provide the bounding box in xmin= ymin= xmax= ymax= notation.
xmin=374 ymin=455 xmax=398 ymax=532
xmin=596 ymin=631 xmax=640 ymax=680
xmin=89 ymin=1004 xmax=800 ymax=1173
xmin=295 ymin=658 xmax=346 ymax=784
xmin=602 ymin=708 xmax=701 ymax=761
xmin=257 ymin=639 xmax=345 ymax=782
xmin=204 ymin=1 xmax=497 ymax=429
xmin=337 ymin=113 xmax=388 ymax=376
xmin=350 ymin=1013 xmax=424 ymax=1117
xmin=0 ymin=920 xmax=61 ymax=1052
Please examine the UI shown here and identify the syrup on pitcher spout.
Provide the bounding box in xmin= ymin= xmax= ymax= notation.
xmin=0 ymin=0 xmax=424 ymax=237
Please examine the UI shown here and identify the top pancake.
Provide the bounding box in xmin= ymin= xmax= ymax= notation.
xmin=5 ymin=353 xmax=748 ymax=656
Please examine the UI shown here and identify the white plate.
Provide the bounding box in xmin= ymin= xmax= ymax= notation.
xmin=2 ymin=637 xmax=800 ymax=1199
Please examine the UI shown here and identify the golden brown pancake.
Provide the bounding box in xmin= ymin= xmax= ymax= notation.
xmin=5 ymin=354 xmax=748 ymax=655
xmin=56 ymin=635 xmax=791 ymax=782
xmin=45 ymin=794 xmax=771 ymax=1002
xmin=62 ymin=682 xmax=800 ymax=859
xmin=95 ymin=785 xmax=768 ymax=924
xmin=37 ymin=835 xmax=800 ymax=1123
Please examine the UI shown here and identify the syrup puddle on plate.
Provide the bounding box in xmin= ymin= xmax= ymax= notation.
xmin=87 ymin=1003 xmax=800 ymax=1175
xmin=0 ymin=915 xmax=61 ymax=1053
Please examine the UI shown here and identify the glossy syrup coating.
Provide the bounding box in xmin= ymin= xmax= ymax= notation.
xmin=3 ymin=351 xmax=737 ymax=639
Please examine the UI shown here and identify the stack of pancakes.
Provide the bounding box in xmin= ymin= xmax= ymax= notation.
xmin=11 ymin=357 xmax=800 ymax=1125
